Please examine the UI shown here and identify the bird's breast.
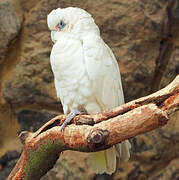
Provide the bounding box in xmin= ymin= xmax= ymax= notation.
xmin=50 ymin=38 xmax=93 ymax=109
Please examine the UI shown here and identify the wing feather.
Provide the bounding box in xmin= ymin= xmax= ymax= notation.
xmin=83 ymin=34 xmax=124 ymax=111
xmin=83 ymin=35 xmax=130 ymax=174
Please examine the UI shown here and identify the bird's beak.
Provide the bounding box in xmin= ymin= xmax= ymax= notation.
xmin=55 ymin=27 xmax=62 ymax=32
xmin=51 ymin=30 xmax=56 ymax=43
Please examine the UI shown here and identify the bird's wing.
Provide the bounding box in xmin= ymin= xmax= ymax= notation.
xmin=83 ymin=34 xmax=124 ymax=111
xmin=83 ymin=34 xmax=130 ymax=174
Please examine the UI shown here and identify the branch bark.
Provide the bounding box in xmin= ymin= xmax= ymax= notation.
xmin=8 ymin=75 xmax=179 ymax=180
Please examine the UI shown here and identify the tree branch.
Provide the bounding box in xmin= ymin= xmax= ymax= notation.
xmin=8 ymin=75 xmax=179 ymax=180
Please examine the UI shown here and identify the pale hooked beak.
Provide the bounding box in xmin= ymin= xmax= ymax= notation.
xmin=51 ymin=30 xmax=56 ymax=43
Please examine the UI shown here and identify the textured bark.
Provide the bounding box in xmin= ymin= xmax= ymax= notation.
xmin=8 ymin=75 xmax=179 ymax=180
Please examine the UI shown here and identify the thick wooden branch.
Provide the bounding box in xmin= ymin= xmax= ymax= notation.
xmin=8 ymin=75 xmax=179 ymax=180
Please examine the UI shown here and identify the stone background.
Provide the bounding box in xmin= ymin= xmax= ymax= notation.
xmin=0 ymin=0 xmax=178 ymax=179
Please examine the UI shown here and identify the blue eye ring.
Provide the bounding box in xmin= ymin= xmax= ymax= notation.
xmin=56 ymin=20 xmax=66 ymax=31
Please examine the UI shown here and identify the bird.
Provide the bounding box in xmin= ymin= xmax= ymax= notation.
xmin=47 ymin=7 xmax=131 ymax=175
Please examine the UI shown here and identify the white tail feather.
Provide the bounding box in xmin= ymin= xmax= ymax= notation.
xmin=88 ymin=140 xmax=131 ymax=174
xmin=115 ymin=140 xmax=131 ymax=162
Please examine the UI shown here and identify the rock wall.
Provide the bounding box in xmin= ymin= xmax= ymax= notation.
xmin=0 ymin=0 xmax=178 ymax=179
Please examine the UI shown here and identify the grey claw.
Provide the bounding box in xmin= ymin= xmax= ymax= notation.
xmin=60 ymin=110 xmax=82 ymax=132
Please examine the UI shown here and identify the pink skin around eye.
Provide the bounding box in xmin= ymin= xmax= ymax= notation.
xmin=55 ymin=26 xmax=62 ymax=32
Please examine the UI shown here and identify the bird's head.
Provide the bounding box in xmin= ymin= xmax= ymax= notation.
xmin=47 ymin=7 xmax=99 ymax=43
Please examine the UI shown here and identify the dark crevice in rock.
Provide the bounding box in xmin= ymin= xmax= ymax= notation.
xmin=17 ymin=110 xmax=57 ymax=132
xmin=150 ymin=0 xmax=177 ymax=93
xmin=0 ymin=151 xmax=20 ymax=180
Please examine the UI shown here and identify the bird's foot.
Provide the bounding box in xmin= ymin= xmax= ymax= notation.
xmin=60 ymin=110 xmax=82 ymax=132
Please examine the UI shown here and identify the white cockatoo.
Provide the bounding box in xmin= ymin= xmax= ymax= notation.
xmin=47 ymin=7 xmax=131 ymax=175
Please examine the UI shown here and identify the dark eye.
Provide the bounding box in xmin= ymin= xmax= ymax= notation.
xmin=56 ymin=20 xmax=66 ymax=30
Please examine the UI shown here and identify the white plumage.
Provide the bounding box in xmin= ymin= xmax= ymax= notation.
xmin=47 ymin=7 xmax=131 ymax=174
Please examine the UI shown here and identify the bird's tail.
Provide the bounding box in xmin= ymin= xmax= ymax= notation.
xmin=115 ymin=140 xmax=131 ymax=162
xmin=88 ymin=140 xmax=131 ymax=175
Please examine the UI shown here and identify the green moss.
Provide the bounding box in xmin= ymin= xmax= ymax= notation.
xmin=23 ymin=139 xmax=65 ymax=180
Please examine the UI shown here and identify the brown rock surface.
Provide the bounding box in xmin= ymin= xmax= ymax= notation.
xmin=0 ymin=0 xmax=178 ymax=179
xmin=0 ymin=0 xmax=22 ymax=64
